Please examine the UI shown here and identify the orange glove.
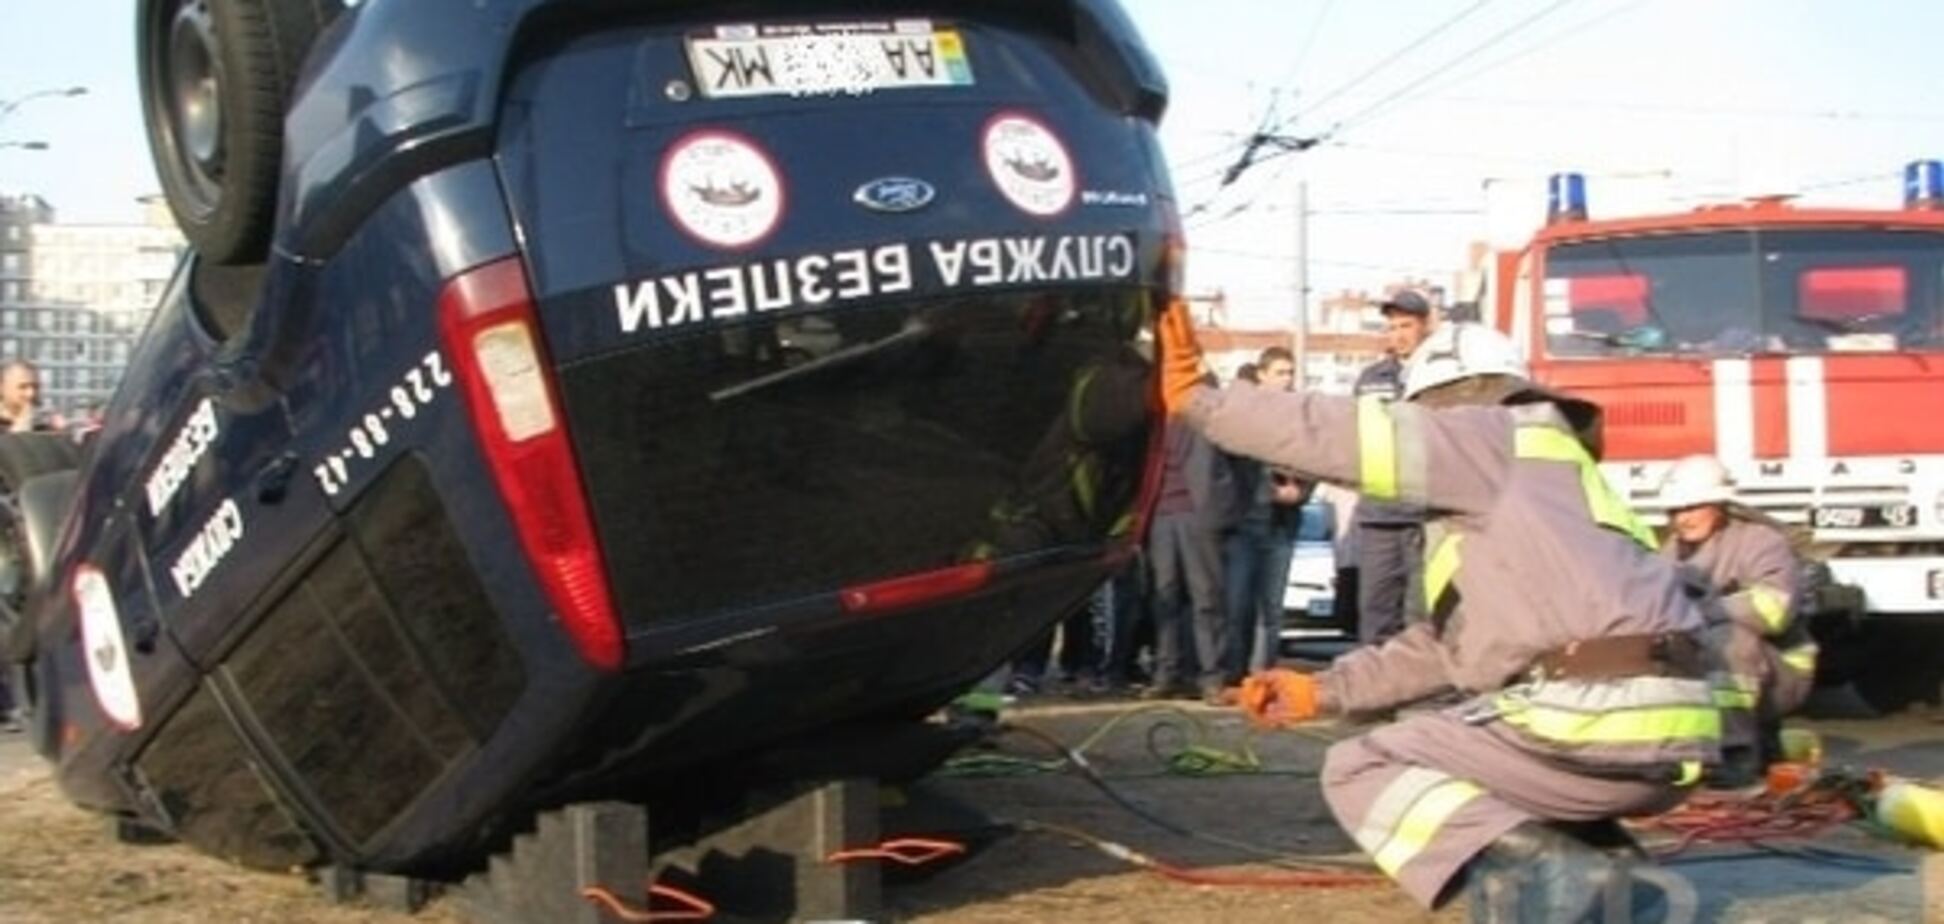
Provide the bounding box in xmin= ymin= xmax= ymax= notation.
xmin=1155 ymin=298 xmax=1208 ymax=416
xmin=1237 ymin=668 xmax=1323 ymax=728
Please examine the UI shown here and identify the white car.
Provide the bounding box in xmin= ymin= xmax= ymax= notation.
xmin=1281 ymin=499 xmax=1344 ymax=640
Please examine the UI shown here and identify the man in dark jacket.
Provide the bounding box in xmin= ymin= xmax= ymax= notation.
xmin=1147 ymin=376 xmax=1247 ymax=701
xmin=0 ymin=359 xmax=45 ymax=732
xmin=1221 ymin=347 xmax=1310 ymax=682
xmin=1351 ymin=291 xmax=1432 ymax=644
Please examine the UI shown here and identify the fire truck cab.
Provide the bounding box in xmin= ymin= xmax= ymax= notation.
xmin=1486 ymin=160 xmax=1944 ymax=707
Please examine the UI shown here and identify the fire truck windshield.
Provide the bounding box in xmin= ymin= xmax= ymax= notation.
xmin=1541 ymin=228 xmax=1944 ymax=358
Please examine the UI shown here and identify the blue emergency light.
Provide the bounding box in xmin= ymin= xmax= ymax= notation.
xmin=1547 ymin=172 xmax=1588 ymax=224
xmin=1906 ymin=160 xmax=1943 ymax=210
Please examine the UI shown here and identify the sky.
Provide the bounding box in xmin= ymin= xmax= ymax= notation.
xmin=3 ymin=1 xmax=1941 ymax=328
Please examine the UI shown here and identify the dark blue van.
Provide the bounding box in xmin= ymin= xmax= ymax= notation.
xmin=0 ymin=0 xmax=1178 ymax=876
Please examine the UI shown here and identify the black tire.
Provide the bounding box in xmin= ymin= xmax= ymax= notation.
xmin=138 ymin=0 xmax=341 ymax=265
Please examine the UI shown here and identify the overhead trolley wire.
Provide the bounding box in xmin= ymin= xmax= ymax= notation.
xmin=1285 ymin=0 xmax=1500 ymax=130
xmin=1409 ymin=0 xmax=1653 ymax=108
xmin=1326 ymin=0 xmax=1582 ymax=135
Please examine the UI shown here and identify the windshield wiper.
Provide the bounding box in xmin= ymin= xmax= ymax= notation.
xmin=1560 ymin=327 xmax=1665 ymax=351
xmin=1597 ymin=238 xmax=1684 ymax=351
xmin=1794 ymin=312 xmax=1897 ymax=335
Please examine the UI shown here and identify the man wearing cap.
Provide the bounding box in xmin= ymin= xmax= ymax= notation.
xmin=1349 ymin=290 xmax=1433 ymax=644
xmin=1658 ymin=455 xmax=1817 ymax=777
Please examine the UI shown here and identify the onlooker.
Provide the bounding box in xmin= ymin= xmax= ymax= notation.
xmin=0 ymin=360 xmax=47 ymax=433
xmin=1221 ymin=348 xmax=1312 ymax=681
xmin=1098 ymin=553 xmax=1153 ymax=693
xmin=1252 ymin=350 xmax=1311 ymax=671
xmin=0 ymin=359 xmax=46 ymax=732
xmin=1350 ymin=291 xmax=1432 ymax=644
xmin=1145 ymin=388 xmax=1246 ymax=701
xmin=1006 ymin=605 xmax=1100 ymax=697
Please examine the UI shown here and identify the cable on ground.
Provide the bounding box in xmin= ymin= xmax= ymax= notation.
xmin=580 ymin=881 xmax=716 ymax=922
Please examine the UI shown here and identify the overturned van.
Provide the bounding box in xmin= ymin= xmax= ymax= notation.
xmin=0 ymin=0 xmax=1179 ymax=876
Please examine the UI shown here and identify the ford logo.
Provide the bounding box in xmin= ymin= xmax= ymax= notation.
xmin=853 ymin=177 xmax=936 ymax=214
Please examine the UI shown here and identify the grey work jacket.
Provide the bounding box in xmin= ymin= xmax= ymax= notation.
xmin=1664 ymin=513 xmax=1817 ymax=678
xmin=1184 ymin=385 xmax=1722 ymax=771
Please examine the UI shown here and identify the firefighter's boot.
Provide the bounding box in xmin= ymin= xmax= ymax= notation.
xmin=1465 ymin=821 xmax=1660 ymax=924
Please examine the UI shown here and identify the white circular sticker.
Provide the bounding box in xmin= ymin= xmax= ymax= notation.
xmin=74 ymin=566 xmax=142 ymax=731
xmin=983 ymin=113 xmax=1076 ymax=218
xmin=660 ymin=130 xmax=785 ymax=250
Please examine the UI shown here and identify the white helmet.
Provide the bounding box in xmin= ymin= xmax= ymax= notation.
xmin=1659 ymin=454 xmax=1734 ymax=509
xmin=1401 ymin=322 xmax=1529 ymax=399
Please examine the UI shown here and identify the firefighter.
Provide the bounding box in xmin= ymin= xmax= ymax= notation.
xmin=1658 ymin=454 xmax=1817 ymax=776
xmin=1157 ymin=310 xmax=1722 ymax=918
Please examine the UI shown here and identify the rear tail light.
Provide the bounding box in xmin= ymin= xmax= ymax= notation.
xmin=840 ymin=562 xmax=993 ymax=617
xmin=437 ymin=257 xmax=623 ymax=672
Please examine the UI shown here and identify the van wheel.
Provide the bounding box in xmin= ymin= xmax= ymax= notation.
xmin=138 ymin=0 xmax=340 ymax=265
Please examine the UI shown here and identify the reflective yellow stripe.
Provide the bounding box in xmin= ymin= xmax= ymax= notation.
xmin=1710 ymin=672 xmax=1759 ymax=712
xmin=1712 ymin=683 xmax=1758 ymax=711
xmin=1496 ymin=701 xmax=1722 ymax=745
xmin=1353 ymin=768 xmax=1450 ymax=855
xmin=1746 ymin=585 xmax=1791 ymax=635
xmin=1423 ymin=534 xmax=1464 ymax=611
xmin=1357 ymin=396 xmax=1399 ymax=500
xmin=1781 ymin=642 xmax=1819 ymax=676
xmin=1512 ymin=425 xmax=1584 ymax=462
xmin=1371 ymin=778 xmax=1485 ymax=877
xmin=1675 ymin=761 xmax=1703 ymax=787
xmin=1513 ymin=426 xmax=1657 ymax=549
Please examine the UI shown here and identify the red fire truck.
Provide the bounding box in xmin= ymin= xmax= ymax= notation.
xmin=1485 ymin=160 xmax=1944 ymax=710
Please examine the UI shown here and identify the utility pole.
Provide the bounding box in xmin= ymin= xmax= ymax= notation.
xmin=1292 ymin=178 xmax=1310 ymax=387
xmin=1210 ymin=128 xmax=1321 ymax=385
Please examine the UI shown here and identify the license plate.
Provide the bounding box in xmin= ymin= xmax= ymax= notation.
xmin=1306 ymin=598 xmax=1335 ymax=618
xmin=1812 ymin=504 xmax=1916 ymax=530
xmin=687 ymin=21 xmax=975 ymax=99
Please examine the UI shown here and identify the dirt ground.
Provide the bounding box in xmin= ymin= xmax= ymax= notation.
xmin=0 ymin=703 xmax=1436 ymax=924
xmin=1 ymin=694 xmax=1939 ymax=923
